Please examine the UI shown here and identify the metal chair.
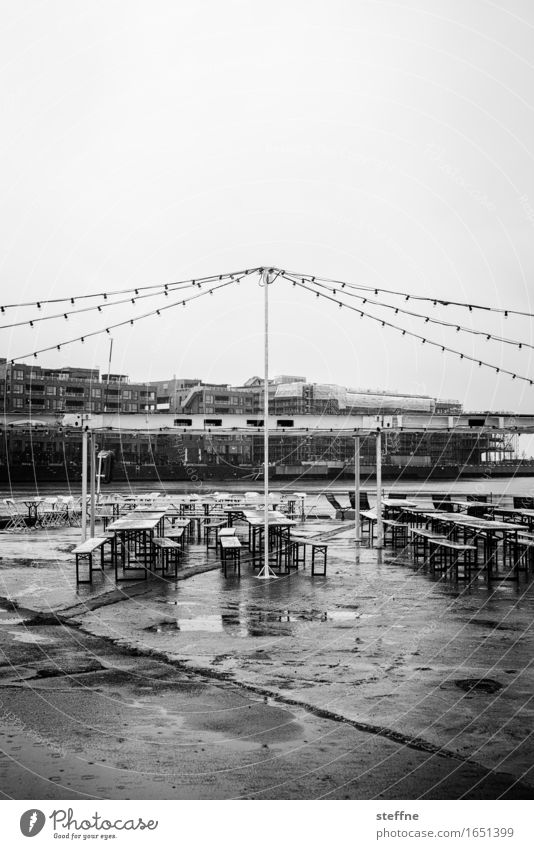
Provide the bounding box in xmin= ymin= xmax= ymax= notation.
xmin=54 ymin=496 xmax=70 ymax=526
xmin=432 ymin=494 xmax=454 ymax=512
xmin=65 ymin=496 xmax=83 ymax=527
xmin=38 ymin=497 xmax=62 ymax=527
xmin=2 ymin=499 xmax=27 ymax=533
xmin=348 ymin=491 xmax=371 ymax=511
xmin=325 ymin=493 xmax=351 ymax=519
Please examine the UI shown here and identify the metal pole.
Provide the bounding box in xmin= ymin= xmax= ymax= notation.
xmin=376 ymin=429 xmax=383 ymax=551
xmin=354 ymin=435 xmax=361 ymax=562
xmin=90 ymin=432 xmax=96 ymax=538
xmin=96 ymin=452 xmax=102 ymax=497
xmin=81 ymin=428 xmax=88 ymax=542
xmin=104 ymin=337 xmax=113 ymax=413
xmin=257 ymin=268 xmax=277 ymax=579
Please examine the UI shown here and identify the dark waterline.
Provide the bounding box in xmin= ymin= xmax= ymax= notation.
xmin=1 ymin=475 xmax=534 ymax=499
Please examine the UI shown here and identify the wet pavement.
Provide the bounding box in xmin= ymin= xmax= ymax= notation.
xmin=0 ymin=524 xmax=533 ymax=799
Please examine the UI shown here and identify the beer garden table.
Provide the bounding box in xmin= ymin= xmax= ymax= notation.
xmin=423 ymin=512 xmax=525 ymax=578
xmin=242 ymin=510 xmax=296 ymax=570
xmin=106 ymin=511 xmax=166 ymax=581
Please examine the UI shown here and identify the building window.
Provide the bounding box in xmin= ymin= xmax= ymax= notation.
xmin=13 ymin=397 xmax=23 ymax=408
xmin=92 ymin=388 xmax=101 ymax=397
xmin=13 ymin=369 xmax=23 ymax=380
xmin=12 ymin=384 xmax=23 ymax=394
xmin=46 ymin=386 xmax=56 ymax=395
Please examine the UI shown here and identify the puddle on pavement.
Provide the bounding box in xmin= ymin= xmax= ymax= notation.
xmin=145 ymin=607 xmax=360 ymax=638
xmin=0 ymin=611 xmax=28 ymax=626
xmin=467 ymin=619 xmax=517 ymax=631
xmin=327 ymin=610 xmax=359 ymax=622
xmin=454 ymin=678 xmax=504 ymax=694
xmin=7 ymin=630 xmax=53 ymax=644
xmin=442 ymin=678 xmax=504 ymax=694
xmin=145 ymin=621 xmax=181 ymax=634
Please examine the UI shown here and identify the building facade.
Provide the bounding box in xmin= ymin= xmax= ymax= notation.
xmin=0 ymin=359 xmax=156 ymax=415
xmin=0 ymin=358 xmax=517 ymax=480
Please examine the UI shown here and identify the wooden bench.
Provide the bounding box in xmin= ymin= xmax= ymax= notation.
xmin=288 ymin=537 xmax=328 ymax=575
xmin=360 ymin=510 xmax=377 ymax=543
xmin=165 ymin=526 xmax=186 ymax=551
xmin=503 ymin=532 xmax=534 ymax=574
xmin=204 ymin=520 xmax=226 ymax=549
xmin=427 ymin=538 xmax=477 ymax=580
xmin=72 ymin=537 xmax=107 ymax=584
xmin=218 ymin=527 xmax=236 ymax=551
xmin=382 ymin=519 xmax=410 ymax=548
xmin=410 ymin=528 xmax=450 ymax=561
xmin=220 ymin=537 xmax=241 ymax=576
xmin=152 ymin=537 xmax=181 ymax=578
xmin=410 ymin=528 xmax=477 ymax=578
xmin=98 ymin=530 xmax=118 ymax=568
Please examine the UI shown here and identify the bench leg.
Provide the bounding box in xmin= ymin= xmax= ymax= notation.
xmin=76 ymin=553 xmax=94 ymax=585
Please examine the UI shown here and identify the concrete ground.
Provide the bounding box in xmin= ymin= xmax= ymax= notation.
xmin=0 ymin=523 xmax=533 ymax=800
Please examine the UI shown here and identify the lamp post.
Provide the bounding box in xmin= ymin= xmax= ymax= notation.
xmin=257 ymin=268 xmax=278 ymax=579
xmin=354 ymin=435 xmax=361 ymax=562
xmin=81 ymin=427 xmax=88 ymax=542
xmin=89 ymin=433 xmax=96 ymax=538
xmin=376 ymin=428 xmax=383 ymax=557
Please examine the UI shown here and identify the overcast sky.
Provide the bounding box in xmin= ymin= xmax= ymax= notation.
xmin=1 ymin=0 xmax=534 ymax=412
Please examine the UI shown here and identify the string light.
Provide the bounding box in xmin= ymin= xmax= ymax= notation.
xmin=0 ymin=272 xmax=256 ymax=331
xmin=282 ymin=273 xmax=534 ymax=354
xmin=7 ymin=267 xmax=533 ymax=389
xmin=285 ymin=268 xmax=533 ymax=318
xmin=289 ymin=277 xmax=534 ymax=386
xmin=0 ymin=268 xmax=260 ymax=313
xmin=9 ymin=277 xmax=243 ymax=363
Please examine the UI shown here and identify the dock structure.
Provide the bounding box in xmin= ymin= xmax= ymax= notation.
xmin=61 ymin=411 xmax=534 ymax=435
xmin=63 ymin=410 xmax=534 ymax=555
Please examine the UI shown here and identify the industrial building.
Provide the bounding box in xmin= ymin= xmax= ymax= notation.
xmin=0 ymin=359 xmax=518 ymax=481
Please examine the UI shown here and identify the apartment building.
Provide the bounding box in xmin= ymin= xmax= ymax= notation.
xmin=0 ymin=359 xmax=156 ymax=415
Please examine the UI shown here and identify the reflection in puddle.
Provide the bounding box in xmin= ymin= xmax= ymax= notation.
xmin=180 ymin=615 xmax=224 ymax=633
xmin=8 ymin=631 xmax=53 ymax=644
xmin=327 ymin=610 xmax=359 ymax=622
xmin=145 ymin=607 xmax=360 ymax=638
xmin=0 ymin=613 xmax=28 ymax=626
xmin=145 ymin=621 xmax=181 ymax=633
